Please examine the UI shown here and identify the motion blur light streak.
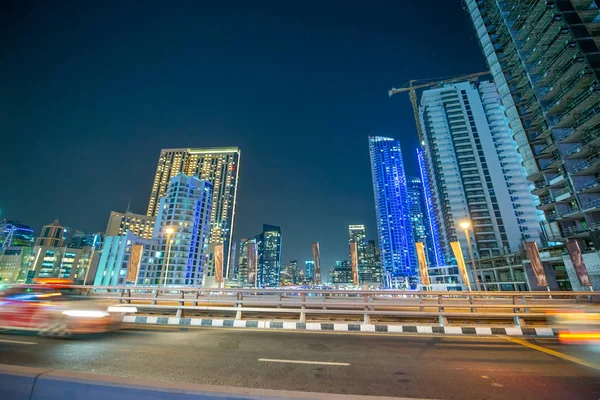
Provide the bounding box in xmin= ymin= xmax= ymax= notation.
xmin=559 ymin=332 xmax=600 ymax=344
xmin=61 ymin=310 xmax=110 ymax=318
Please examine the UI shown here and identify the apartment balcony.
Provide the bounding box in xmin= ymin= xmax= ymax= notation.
xmin=515 ymin=3 xmax=550 ymax=41
xmin=552 ymin=89 xmax=600 ymax=130
xmin=557 ymin=205 xmax=582 ymax=219
xmin=539 ymin=60 xmax=590 ymax=101
xmin=523 ymin=24 xmax=564 ymax=67
xmin=538 ymin=153 xmax=562 ymax=171
xmin=576 ymin=177 xmax=600 ymax=194
xmin=571 ymin=153 xmax=600 ymax=175
xmin=530 ymin=40 xmax=576 ymax=79
xmin=552 ymin=186 xmax=573 ymax=202
xmin=537 ymin=195 xmax=556 ymax=210
xmin=531 ymin=179 xmax=550 ymax=195
xmin=561 ymin=223 xmax=589 ymax=238
xmin=534 ymin=141 xmax=557 ymax=157
xmin=581 ymin=196 xmax=600 ymax=213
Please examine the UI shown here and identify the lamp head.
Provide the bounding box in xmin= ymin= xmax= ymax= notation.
xmin=459 ymin=221 xmax=471 ymax=230
xmin=165 ymin=227 xmax=174 ymax=235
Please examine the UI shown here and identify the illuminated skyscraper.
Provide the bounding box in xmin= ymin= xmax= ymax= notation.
xmin=153 ymin=173 xmax=213 ymax=286
xmin=417 ymin=148 xmax=445 ymax=268
xmin=348 ymin=225 xmax=367 ymax=264
xmin=255 ymin=224 xmax=282 ymax=288
xmin=419 ymin=81 xmax=542 ymax=262
xmin=368 ymin=136 xmax=417 ymax=288
xmin=304 ymin=260 xmax=315 ymax=284
xmin=146 ymin=147 xmax=240 ymax=281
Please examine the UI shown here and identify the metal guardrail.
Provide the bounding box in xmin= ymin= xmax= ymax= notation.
xmin=60 ymin=285 xmax=599 ymax=328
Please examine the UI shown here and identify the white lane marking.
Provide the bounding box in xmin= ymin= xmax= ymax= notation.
xmin=0 ymin=339 xmax=38 ymax=345
xmin=258 ymin=358 xmax=350 ymax=366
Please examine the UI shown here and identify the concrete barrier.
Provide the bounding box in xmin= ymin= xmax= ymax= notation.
xmin=0 ymin=364 xmax=415 ymax=400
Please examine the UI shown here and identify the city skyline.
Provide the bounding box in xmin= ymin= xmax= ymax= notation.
xmin=1 ymin=1 xmax=487 ymax=272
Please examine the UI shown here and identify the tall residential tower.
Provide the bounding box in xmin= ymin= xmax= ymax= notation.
xmin=147 ymin=147 xmax=240 ymax=282
xmin=419 ymin=81 xmax=542 ymax=262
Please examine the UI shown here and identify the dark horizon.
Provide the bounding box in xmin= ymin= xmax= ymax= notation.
xmin=1 ymin=0 xmax=487 ymax=275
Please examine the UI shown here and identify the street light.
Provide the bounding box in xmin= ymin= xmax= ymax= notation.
xmin=459 ymin=221 xmax=482 ymax=291
xmin=162 ymin=227 xmax=175 ymax=288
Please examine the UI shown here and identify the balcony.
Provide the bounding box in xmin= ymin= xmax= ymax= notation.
xmin=562 ymin=223 xmax=589 ymax=237
xmin=572 ymin=153 xmax=600 ymax=175
xmin=553 ymin=186 xmax=573 ymax=202
xmin=558 ymin=205 xmax=581 ymax=219
xmin=582 ymin=197 xmax=600 ymax=212
xmin=577 ymin=177 xmax=600 ymax=194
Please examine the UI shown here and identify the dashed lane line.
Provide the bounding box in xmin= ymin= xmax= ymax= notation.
xmin=258 ymin=358 xmax=350 ymax=366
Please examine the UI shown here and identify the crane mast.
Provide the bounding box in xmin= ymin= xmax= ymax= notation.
xmin=388 ymin=71 xmax=490 ymax=143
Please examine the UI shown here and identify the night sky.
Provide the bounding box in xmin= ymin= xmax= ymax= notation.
xmin=1 ymin=1 xmax=487 ymax=276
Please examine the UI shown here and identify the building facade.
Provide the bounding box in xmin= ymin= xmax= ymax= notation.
xmin=419 ymin=81 xmax=542 ymax=264
xmin=146 ymin=147 xmax=240 ymax=281
xmin=331 ymin=260 xmax=353 ymax=285
xmin=417 ymin=149 xmax=446 ymax=268
xmin=0 ymin=220 xmax=34 ymax=249
xmin=280 ymin=260 xmax=298 ymax=286
xmin=466 ymin=0 xmax=600 ymax=289
xmin=368 ymin=136 xmax=417 ymax=288
xmin=94 ymin=231 xmax=158 ymax=286
xmin=0 ymin=220 xmax=35 ymax=283
xmin=106 ymin=211 xmax=156 ymax=240
xmin=466 ymin=1 xmax=600 ymax=245
xmin=255 ymin=224 xmax=282 ymax=288
xmin=348 ymin=225 xmax=368 ymax=264
xmin=0 ymin=247 xmax=33 ymax=283
xmin=153 ymin=174 xmax=213 ymax=286
xmin=304 ymin=260 xmax=315 ymax=285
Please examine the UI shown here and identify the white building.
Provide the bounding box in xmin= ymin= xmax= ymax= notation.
xmin=154 ymin=173 xmax=213 ymax=286
xmin=419 ymin=81 xmax=542 ymax=264
xmin=93 ymin=231 xmax=158 ymax=286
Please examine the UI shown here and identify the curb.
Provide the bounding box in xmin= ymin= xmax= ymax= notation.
xmin=122 ymin=316 xmax=559 ymax=337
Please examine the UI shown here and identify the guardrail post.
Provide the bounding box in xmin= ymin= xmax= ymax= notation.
xmin=469 ymin=295 xmax=475 ymax=313
xmin=363 ymin=294 xmax=371 ymax=324
xmin=278 ymin=293 xmax=282 ymax=309
xmin=521 ymin=295 xmax=528 ymax=313
xmin=437 ymin=295 xmax=447 ymax=326
xmin=419 ymin=295 xmax=424 ymax=312
xmin=176 ymin=291 xmax=185 ymax=318
xmin=194 ymin=291 xmax=200 ymax=307
xmin=119 ymin=288 xmax=126 ymax=304
xmin=235 ymin=292 xmax=243 ymax=320
xmin=152 ymin=289 xmax=159 ymax=306
xmin=299 ymin=293 xmax=306 ymax=322
xmin=574 ymin=295 xmax=580 ymax=304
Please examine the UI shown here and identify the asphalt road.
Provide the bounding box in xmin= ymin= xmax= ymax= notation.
xmin=0 ymin=326 xmax=599 ymax=399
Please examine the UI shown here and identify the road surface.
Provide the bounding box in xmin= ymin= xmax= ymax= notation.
xmin=0 ymin=325 xmax=599 ymax=399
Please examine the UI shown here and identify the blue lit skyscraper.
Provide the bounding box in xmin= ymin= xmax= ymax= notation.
xmin=417 ymin=148 xmax=445 ymax=269
xmin=368 ymin=136 xmax=416 ymax=288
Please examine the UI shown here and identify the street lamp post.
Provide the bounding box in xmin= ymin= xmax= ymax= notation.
xmin=162 ymin=227 xmax=174 ymax=288
xmin=459 ymin=221 xmax=482 ymax=291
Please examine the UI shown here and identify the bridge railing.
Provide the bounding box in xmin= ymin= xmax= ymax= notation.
xmin=43 ymin=285 xmax=599 ymax=327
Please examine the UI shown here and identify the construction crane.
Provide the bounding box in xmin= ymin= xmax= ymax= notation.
xmin=388 ymin=71 xmax=490 ymax=143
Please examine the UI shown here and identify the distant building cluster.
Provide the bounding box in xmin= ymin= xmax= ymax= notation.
xmin=2 ymin=1 xmax=600 ymax=291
